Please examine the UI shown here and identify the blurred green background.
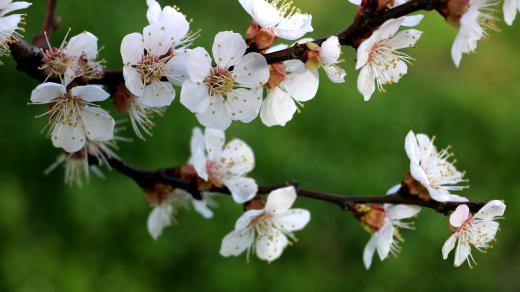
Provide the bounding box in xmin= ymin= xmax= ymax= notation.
xmin=1 ymin=0 xmax=519 ymax=291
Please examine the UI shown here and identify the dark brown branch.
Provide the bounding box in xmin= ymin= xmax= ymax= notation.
xmin=33 ymin=0 xmax=60 ymax=48
xmin=104 ymin=156 xmax=485 ymax=214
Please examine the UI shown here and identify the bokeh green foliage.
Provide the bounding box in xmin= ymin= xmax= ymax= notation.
xmin=0 ymin=0 xmax=519 ymax=291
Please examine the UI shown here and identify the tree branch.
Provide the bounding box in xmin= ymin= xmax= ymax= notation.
xmin=33 ymin=0 xmax=60 ymax=48
xmin=8 ymin=0 xmax=485 ymax=215
xmin=104 ymin=156 xmax=485 ymax=214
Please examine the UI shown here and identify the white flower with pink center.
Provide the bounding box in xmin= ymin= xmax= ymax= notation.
xmin=121 ymin=22 xmax=178 ymax=108
xmin=220 ymin=186 xmax=311 ymax=262
xmin=189 ymin=127 xmax=258 ymax=204
xmin=405 ymin=131 xmax=469 ymax=202
xmin=259 ymin=44 xmax=319 ymax=127
xmin=181 ymin=31 xmax=269 ymax=130
xmin=363 ymin=184 xmax=421 ymax=269
xmin=41 ymin=31 xmax=102 ymax=85
xmin=30 ymin=82 xmax=115 ymax=153
xmin=356 ymin=16 xmax=423 ymax=101
xmin=442 ymin=200 xmax=506 ymax=267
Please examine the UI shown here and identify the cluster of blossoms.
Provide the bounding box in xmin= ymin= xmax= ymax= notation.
xmin=2 ymin=0 xmax=513 ymax=269
xmin=356 ymin=131 xmax=506 ymax=268
xmin=145 ymin=129 xmax=505 ymax=268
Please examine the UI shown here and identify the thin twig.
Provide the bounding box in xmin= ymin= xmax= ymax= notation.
xmin=33 ymin=0 xmax=60 ymax=48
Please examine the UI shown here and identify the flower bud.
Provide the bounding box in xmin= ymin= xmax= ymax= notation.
xmin=246 ymin=21 xmax=276 ymax=50
xmin=305 ymin=43 xmax=322 ymax=70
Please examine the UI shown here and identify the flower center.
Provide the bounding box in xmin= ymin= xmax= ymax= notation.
xmin=47 ymin=93 xmax=85 ymax=129
xmin=205 ymin=67 xmax=236 ymax=96
xmin=41 ymin=47 xmax=74 ymax=78
xmin=137 ymin=49 xmax=174 ymax=85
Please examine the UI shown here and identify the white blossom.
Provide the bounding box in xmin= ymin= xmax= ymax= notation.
xmin=147 ymin=189 xmax=216 ymax=240
xmin=451 ymin=0 xmax=499 ymax=67
xmin=405 ymin=130 xmax=469 ymax=202
xmin=30 ymin=82 xmax=115 ymax=153
xmin=189 ymin=127 xmax=258 ymax=204
xmin=146 ymin=0 xmax=196 ymax=86
xmin=239 ymin=0 xmax=313 ymax=40
xmin=356 ymin=16 xmax=423 ymax=101
xmin=363 ymin=184 xmax=421 ymax=269
xmin=41 ymin=31 xmax=103 ymax=85
xmin=504 ymin=0 xmax=520 ymax=25
xmin=0 ymin=0 xmax=31 ymax=60
xmin=220 ymin=186 xmax=311 ymax=262
xmin=121 ymin=22 xmax=177 ymax=108
xmin=442 ymin=200 xmax=506 ymax=267
xmin=181 ymin=31 xmax=269 ymax=130
xmin=260 ymin=44 xmax=319 ymax=127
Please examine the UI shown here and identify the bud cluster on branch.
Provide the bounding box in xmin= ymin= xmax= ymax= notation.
xmin=1 ymin=0 xmax=513 ymax=268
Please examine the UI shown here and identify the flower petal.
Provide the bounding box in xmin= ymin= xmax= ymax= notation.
xmin=123 ymin=66 xmax=144 ymax=97
xmin=225 ymin=88 xmax=262 ymax=123
xmin=180 ymin=80 xmax=211 ymax=113
xmin=503 ymin=0 xmax=517 ymax=25
xmin=233 ymin=53 xmax=269 ymax=88
xmin=449 ymin=205 xmax=470 ymax=228
xmin=223 ymin=176 xmax=258 ymax=204
xmin=141 ymin=81 xmax=175 ymax=107
xmin=454 ymin=240 xmax=471 ymax=267
xmin=80 ymin=106 xmax=115 ymax=142
xmin=220 ymin=228 xmax=254 ymax=257
xmin=375 ymin=223 xmax=394 ymax=261
xmin=282 ymin=60 xmax=319 ymax=102
xmin=323 ymin=64 xmax=346 ymax=84
xmin=474 ymin=200 xmax=506 ymax=221
xmin=260 ymin=87 xmax=297 ymax=127
xmin=30 ymin=82 xmax=66 ymax=104
xmin=401 ymin=15 xmax=424 ymax=27
xmin=196 ymin=96 xmax=232 ymax=130
xmin=363 ymin=234 xmax=378 ymax=269
xmin=165 ymin=49 xmax=191 ymax=86
xmin=146 ymin=0 xmax=161 ymax=23
xmin=274 ymin=12 xmax=313 ymax=40
xmin=51 ymin=123 xmax=86 ymax=153
xmin=70 ymin=85 xmax=110 ymax=102
xmin=65 ymin=31 xmax=98 ymax=59
xmin=159 ymin=6 xmax=189 ymax=43
xmin=121 ymin=32 xmax=144 ymax=65
xmin=255 ymin=228 xmax=289 ymax=262
xmin=187 ymin=47 xmax=212 ymax=83
xmin=143 ymin=22 xmax=174 ymax=57
xmin=320 ymin=36 xmax=341 ymax=65
xmin=442 ymin=233 xmax=457 ymax=260
xmin=0 ymin=1 xmax=31 ymax=17
xmin=357 ymin=65 xmax=376 ymax=101
xmin=250 ymin=0 xmax=282 ymax=28
xmin=147 ymin=204 xmax=173 ymax=240
xmin=212 ymin=31 xmax=247 ymax=68
xmin=220 ymin=138 xmax=255 ymax=175
xmin=273 ymin=208 xmax=310 ymax=232
xmin=204 ymin=128 xmax=225 ymax=161
xmin=386 ymin=204 xmax=421 ymax=220
xmin=265 ymin=186 xmax=297 ymax=214
xmin=387 ymin=29 xmax=422 ymax=50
